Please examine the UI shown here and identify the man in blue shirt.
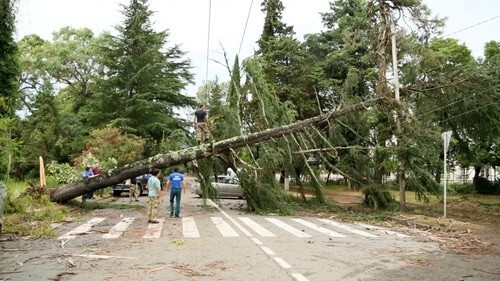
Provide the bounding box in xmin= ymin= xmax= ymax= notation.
xmin=167 ymin=167 xmax=186 ymax=218
xmin=147 ymin=169 xmax=162 ymax=224
xmin=81 ymin=167 xmax=94 ymax=201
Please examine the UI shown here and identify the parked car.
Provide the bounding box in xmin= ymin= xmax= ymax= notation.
xmin=192 ymin=175 xmax=244 ymax=198
xmin=113 ymin=174 xmax=164 ymax=197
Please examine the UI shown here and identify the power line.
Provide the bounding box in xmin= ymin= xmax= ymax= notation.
xmin=415 ymin=84 xmax=500 ymax=119
xmin=238 ymin=0 xmax=254 ymax=56
xmin=443 ymin=14 xmax=500 ymax=38
xmin=205 ymin=0 xmax=212 ymax=98
xmin=437 ymin=98 xmax=500 ymax=124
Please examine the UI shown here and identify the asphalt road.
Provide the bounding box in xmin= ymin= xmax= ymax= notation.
xmin=1 ymin=192 xmax=499 ymax=281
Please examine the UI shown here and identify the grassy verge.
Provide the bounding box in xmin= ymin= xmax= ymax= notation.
xmin=1 ymin=180 xmax=144 ymax=238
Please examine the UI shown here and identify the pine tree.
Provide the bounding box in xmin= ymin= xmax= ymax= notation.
xmin=0 ymin=0 xmax=20 ymax=117
xmin=88 ymin=0 xmax=194 ymax=148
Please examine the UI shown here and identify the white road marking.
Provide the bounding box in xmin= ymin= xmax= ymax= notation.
xmin=143 ymin=218 xmax=165 ymax=239
xmin=102 ymin=217 xmax=135 ymax=239
xmin=182 ymin=217 xmax=200 ymax=238
xmin=251 ymin=238 xmax=263 ymax=245
xmin=206 ymin=200 xmax=305 ymax=280
xmin=211 ymin=217 xmax=239 ymax=237
xmin=207 ymin=199 xmax=253 ymax=237
xmin=265 ymin=218 xmax=311 ymax=237
xmin=273 ymin=257 xmax=291 ymax=269
xmin=292 ymin=218 xmax=346 ymax=238
xmin=57 ymin=217 xmax=106 ymax=241
xmin=318 ymin=219 xmax=378 ymax=238
xmin=356 ymin=223 xmax=410 ymax=238
xmin=260 ymin=246 xmax=276 ymax=256
xmin=292 ymin=273 xmax=310 ymax=281
xmin=238 ymin=217 xmax=276 ymax=237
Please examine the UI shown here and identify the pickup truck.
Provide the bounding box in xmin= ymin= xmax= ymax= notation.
xmin=112 ymin=174 xmax=164 ymax=197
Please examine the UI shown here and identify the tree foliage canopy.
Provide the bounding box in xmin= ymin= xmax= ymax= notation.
xmin=3 ymin=0 xmax=499 ymax=206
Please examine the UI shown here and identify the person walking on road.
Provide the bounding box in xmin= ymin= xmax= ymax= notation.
xmin=147 ymin=169 xmax=162 ymax=224
xmin=167 ymin=167 xmax=186 ymax=218
xmin=194 ymin=103 xmax=210 ymax=144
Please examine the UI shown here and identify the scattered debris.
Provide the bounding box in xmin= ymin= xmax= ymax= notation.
xmin=172 ymin=263 xmax=213 ymax=277
xmin=62 ymin=254 xmax=137 ymax=260
xmin=48 ymin=272 xmax=76 ymax=281
xmin=170 ymin=238 xmax=185 ymax=246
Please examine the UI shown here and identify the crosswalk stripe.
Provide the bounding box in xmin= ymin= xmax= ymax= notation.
xmin=102 ymin=217 xmax=135 ymax=239
xmin=292 ymin=218 xmax=346 ymax=238
xmin=143 ymin=218 xmax=165 ymax=239
xmin=356 ymin=223 xmax=410 ymax=238
xmin=265 ymin=218 xmax=311 ymax=237
xmin=239 ymin=217 xmax=276 ymax=237
xmin=318 ymin=219 xmax=378 ymax=238
xmin=208 ymin=199 xmax=253 ymax=237
xmin=211 ymin=217 xmax=239 ymax=237
xmin=273 ymin=257 xmax=291 ymax=269
xmin=58 ymin=217 xmax=409 ymax=242
xmin=57 ymin=217 xmax=106 ymax=241
xmin=260 ymin=246 xmax=276 ymax=256
xmin=292 ymin=273 xmax=310 ymax=281
xmin=182 ymin=217 xmax=200 ymax=238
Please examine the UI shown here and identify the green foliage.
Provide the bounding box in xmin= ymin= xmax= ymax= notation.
xmin=0 ymin=0 xmax=20 ymax=117
xmin=239 ymin=168 xmax=294 ymax=214
xmin=86 ymin=0 xmax=194 ymax=147
xmin=73 ymin=127 xmax=144 ymax=168
xmin=196 ymin=158 xmax=218 ymax=201
xmin=473 ymin=177 xmax=500 ymax=195
xmin=363 ymin=184 xmax=395 ymax=210
xmin=46 ymin=161 xmax=80 ymax=184
xmin=159 ymin=129 xmax=191 ymax=153
xmin=447 ymin=183 xmax=474 ymax=195
xmin=3 ymin=193 xmax=68 ymax=237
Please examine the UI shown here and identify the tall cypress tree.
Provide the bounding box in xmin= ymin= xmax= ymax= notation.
xmin=88 ymin=0 xmax=194 ymax=148
xmin=0 ymin=0 xmax=20 ymax=117
xmin=257 ymin=0 xmax=312 ymax=119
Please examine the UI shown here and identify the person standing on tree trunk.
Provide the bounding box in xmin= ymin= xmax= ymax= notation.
xmin=194 ymin=103 xmax=210 ymax=144
xmin=147 ymin=169 xmax=162 ymax=224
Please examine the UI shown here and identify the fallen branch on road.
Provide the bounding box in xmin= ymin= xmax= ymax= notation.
xmin=48 ymin=272 xmax=76 ymax=281
xmin=62 ymin=254 xmax=137 ymax=260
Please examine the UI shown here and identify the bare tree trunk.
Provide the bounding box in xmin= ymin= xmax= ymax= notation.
xmin=50 ymin=98 xmax=384 ymax=202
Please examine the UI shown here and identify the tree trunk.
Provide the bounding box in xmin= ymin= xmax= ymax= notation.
xmin=50 ymin=98 xmax=384 ymax=202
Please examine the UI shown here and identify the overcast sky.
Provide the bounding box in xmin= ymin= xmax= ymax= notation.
xmin=15 ymin=0 xmax=500 ymax=95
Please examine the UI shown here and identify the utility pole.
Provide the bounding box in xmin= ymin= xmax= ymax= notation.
xmin=390 ymin=21 xmax=406 ymax=211
xmin=442 ymin=131 xmax=452 ymax=218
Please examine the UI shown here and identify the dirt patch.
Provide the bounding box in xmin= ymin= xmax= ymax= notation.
xmin=289 ymin=186 xmax=500 ymax=257
xmin=327 ymin=189 xmax=500 ymax=257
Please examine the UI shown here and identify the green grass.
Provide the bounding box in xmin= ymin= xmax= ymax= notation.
xmin=1 ymin=179 xmax=145 ymax=237
xmin=3 ymin=179 xmax=28 ymax=197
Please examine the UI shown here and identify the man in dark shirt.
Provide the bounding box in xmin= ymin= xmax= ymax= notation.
xmin=194 ymin=103 xmax=210 ymax=144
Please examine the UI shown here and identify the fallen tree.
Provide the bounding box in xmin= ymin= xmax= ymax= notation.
xmin=51 ymin=98 xmax=385 ymax=202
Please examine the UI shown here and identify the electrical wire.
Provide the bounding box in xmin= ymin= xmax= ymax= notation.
xmin=437 ymin=98 xmax=500 ymax=124
xmin=238 ymin=0 xmax=254 ymax=56
xmin=443 ymin=14 xmax=500 ymax=38
xmin=205 ymin=0 xmax=212 ymax=98
xmin=414 ymin=84 xmax=500 ymax=119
